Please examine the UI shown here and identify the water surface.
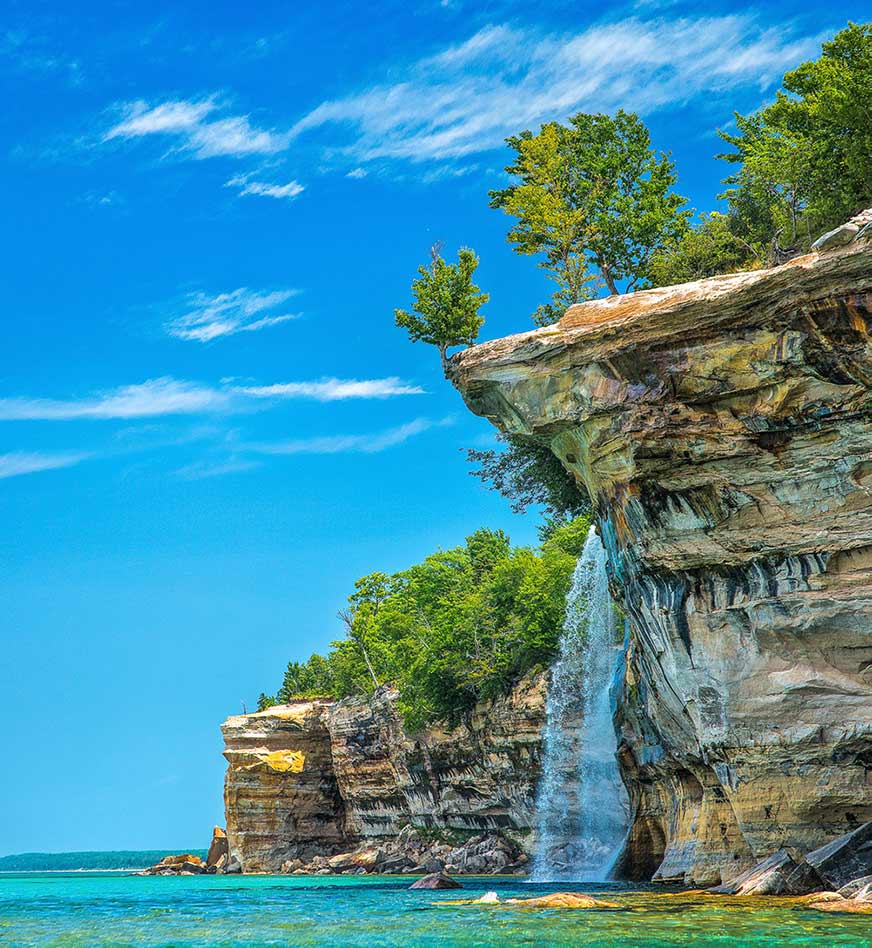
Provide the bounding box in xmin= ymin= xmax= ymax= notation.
xmin=2 ymin=873 xmax=870 ymax=947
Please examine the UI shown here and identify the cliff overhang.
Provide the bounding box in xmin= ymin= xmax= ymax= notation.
xmin=450 ymin=217 xmax=872 ymax=886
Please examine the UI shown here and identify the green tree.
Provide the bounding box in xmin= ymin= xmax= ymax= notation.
xmin=648 ymin=212 xmax=758 ymax=286
xmin=261 ymin=518 xmax=594 ymax=730
xmin=394 ymin=245 xmax=489 ymax=375
xmin=718 ymin=23 xmax=872 ymax=257
xmin=490 ymin=109 xmax=690 ymax=322
xmin=466 ymin=434 xmax=590 ymax=518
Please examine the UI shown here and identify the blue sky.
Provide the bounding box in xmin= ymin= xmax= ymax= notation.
xmin=1 ymin=0 xmax=859 ymax=855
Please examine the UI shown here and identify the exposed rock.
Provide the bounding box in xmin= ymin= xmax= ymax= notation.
xmin=141 ymin=853 xmax=206 ymax=876
xmin=409 ymin=872 xmax=462 ymax=889
xmin=806 ymin=821 xmax=872 ymax=890
xmin=505 ymin=892 xmax=621 ymax=909
xmin=222 ymin=673 xmax=545 ymax=872
xmin=811 ymin=222 xmax=860 ymax=250
xmin=710 ymin=849 xmax=824 ymax=896
xmin=206 ymin=826 xmax=228 ymax=867
xmin=838 ymin=874 xmax=872 ymax=898
xmin=450 ymin=212 xmax=872 ymax=887
xmin=223 ymin=855 xmax=242 ymax=874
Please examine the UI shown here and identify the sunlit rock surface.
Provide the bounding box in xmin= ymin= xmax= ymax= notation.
xmin=222 ymin=673 xmax=546 ymax=872
xmin=450 ymin=215 xmax=872 ymax=886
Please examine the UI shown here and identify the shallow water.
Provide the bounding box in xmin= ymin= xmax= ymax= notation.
xmin=2 ymin=874 xmax=870 ymax=947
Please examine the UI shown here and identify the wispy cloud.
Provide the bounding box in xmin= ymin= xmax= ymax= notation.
xmin=0 ymin=375 xmax=424 ymax=421
xmin=226 ymin=174 xmax=304 ymax=201
xmin=235 ymin=378 xmax=425 ymax=401
xmin=289 ymin=16 xmax=817 ymax=163
xmin=346 ymin=168 xmax=368 ymax=179
xmin=174 ymin=457 xmax=260 ymax=480
xmin=166 ymin=287 xmax=300 ymax=342
xmin=249 ymin=417 xmax=450 ymax=456
xmin=0 ymin=450 xmax=89 ymax=479
xmin=104 ymin=97 xmax=289 ymax=159
xmin=0 ymin=378 xmax=229 ymax=421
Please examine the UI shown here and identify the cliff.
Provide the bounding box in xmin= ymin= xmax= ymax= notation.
xmin=450 ymin=213 xmax=872 ymax=886
xmin=222 ymin=673 xmax=546 ymax=872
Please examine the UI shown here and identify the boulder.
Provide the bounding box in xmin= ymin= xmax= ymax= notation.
xmin=409 ymin=872 xmax=463 ymax=890
xmin=223 ymin=855 xmax=242 ymax=874
xmin=327 ymin=852 xmax=356 ymax=871
xmin=206 ymin=827 xmax=229 ymax=867
xmin=710 ymin=849 xmax=824 ymax=896
xmin=838 ymin=874 xmax=872 ymax=899
xmin=806 ymin=821 xmax=872 ymax=890
xmin=812 ymin=222 xmax=860 ymax=251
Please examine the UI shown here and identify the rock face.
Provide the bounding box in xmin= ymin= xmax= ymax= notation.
xmin=222 ymin=673 xmax=546 ymax=872
xmin=450 ymin=215 xmax=872 ymax=886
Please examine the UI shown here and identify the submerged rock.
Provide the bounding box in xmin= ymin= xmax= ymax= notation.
xmin=450 ymin=208 xmax=872 ymax=887
xmin=409 ymin=872 xmax=463 ymax=890
xmin=505 ymin=892 xmax=620 ymax=909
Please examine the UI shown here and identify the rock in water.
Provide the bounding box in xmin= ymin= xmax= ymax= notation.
xmin=505 ymin=892 xmax=620 ymax=909
xmin=206 ymin=826 xmax=228 ymax=867
xmin=450 ymin=208 xmax=872 ymax=887
xmin=710 ymin=849 xmax=824 ymax=896
xmin=806 ymin=821 xmax=872 ymax=890
xmin=409 ymin=872 xmax=462 ymax=890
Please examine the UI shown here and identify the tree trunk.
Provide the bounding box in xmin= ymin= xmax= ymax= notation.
xmin=439 ymin=344 xmax=450 ymax=378
xmin=601 ymin=263 xmax=619 ymax=296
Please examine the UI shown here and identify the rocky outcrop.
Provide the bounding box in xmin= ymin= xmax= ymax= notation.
xmin=450 ymin=212 xmax=872 ymax=886
xmin=222 ymin=673 xmax=546 ymax=872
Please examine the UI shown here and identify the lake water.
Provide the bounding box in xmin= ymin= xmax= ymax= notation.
xmin=1 ymin=873 xmax=870 ymax=947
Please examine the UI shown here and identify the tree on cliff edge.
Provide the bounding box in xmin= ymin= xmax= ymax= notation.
xmin=490 ymin=110 xmax=690 ymax=324
xmin=394 ymin=245 xmax=489 ymax=375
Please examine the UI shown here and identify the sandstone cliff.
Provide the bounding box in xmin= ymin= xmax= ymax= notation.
xmin=222 ymin=673 xmax=546 ymax=872
xmin=450 ymin=214 xmax=872 ymax=886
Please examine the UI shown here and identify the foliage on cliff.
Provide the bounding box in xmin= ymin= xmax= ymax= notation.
xmin=394 ymin=245 xmax=489 ymax=374
xmin=260 ymin=518 xmax=591 ymax=728
xmin=651 ymin=22 xmax=872 ymax=283
xmin=490 ymin=109 xmax=690 ymax=322
xmin=466 ymin=433 xmax=591 ymax=518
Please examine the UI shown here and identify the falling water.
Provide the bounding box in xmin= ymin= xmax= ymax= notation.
xmin=531 ymin=529 xmax=628 ymax=882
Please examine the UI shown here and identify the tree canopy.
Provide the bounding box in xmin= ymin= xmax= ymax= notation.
xmin=490 ymin=109 xmax=690 ymax=322
xmin=394 ymin=245 xmax=489 ymax=374
xmin=260 ymin=519 xmax=591 ymax=730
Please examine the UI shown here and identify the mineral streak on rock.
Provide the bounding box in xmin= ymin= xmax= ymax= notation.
xmin=449 ymin=215 xmax=872 ymax=887
xmin=222 ymin=673 xmax=546 ymax=872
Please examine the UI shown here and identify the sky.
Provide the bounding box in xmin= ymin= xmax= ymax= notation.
xmin=0 ymin=0 xmax=861 ymax=855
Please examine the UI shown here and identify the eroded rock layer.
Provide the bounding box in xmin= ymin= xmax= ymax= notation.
xmin=450 ymin=228 xmax=872 ymax=886
xmin=222 ymin=673 xmax=545 ymax=872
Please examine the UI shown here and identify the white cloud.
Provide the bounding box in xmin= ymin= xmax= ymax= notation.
xmin=104 ymin=97 xmax=289 ymax=159
xmin=174 ymin=457 xmax=259 ymax=479
xmin=226 ymin=174 xmax=305 ymax=201
xmin=0 ymin=450 xmax=89 ymax=479
xmin=289 ymin=16 xmax=818 ymax=162
xmin=166 ymin=287 xmax=300 ymax=342
xmin=346 ymin=168 xmax=368 ymax=179
xmin=0 ymin=375 xmax=424 ymax=421
xmin=249 ymin=417 xmax=449 ymax=455
xmin=0 ymin=378 xmax=230 ymax=421
xmin=234 ymin=377 xmax=425 ymax=401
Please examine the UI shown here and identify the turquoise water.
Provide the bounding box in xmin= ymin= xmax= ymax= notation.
xmin=2 ymin=873 xmax=871 ymax=947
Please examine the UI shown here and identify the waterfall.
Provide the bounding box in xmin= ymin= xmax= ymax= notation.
xmin=531 ymin=529 xmax=628 ymax=882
